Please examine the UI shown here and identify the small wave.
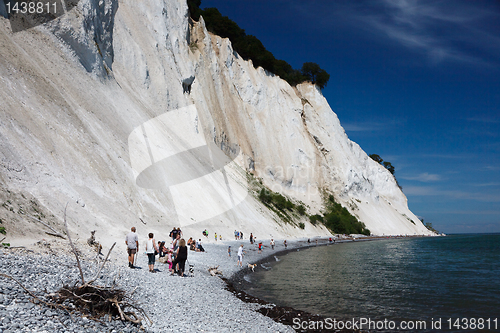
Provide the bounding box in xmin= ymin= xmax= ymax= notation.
xmin=243 ymin=274 xmax=252 ymax=283
xmin=274 ymin=256 xmax=280 ymax=262
xmin=260 ymin=263 xmax=271 ymax=270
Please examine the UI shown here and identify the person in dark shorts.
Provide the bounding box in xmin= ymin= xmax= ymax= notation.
xmin=125 ymin=227 xmax=139 ymax=268
xmin=146 ymin=233 xmax=159 ymax=273
xmin=171 ymin=238 xmax=188 ymax=276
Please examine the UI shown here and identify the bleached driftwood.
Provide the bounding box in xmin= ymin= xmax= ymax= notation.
xmin=208 ymin=265 xmax=223 ymax=276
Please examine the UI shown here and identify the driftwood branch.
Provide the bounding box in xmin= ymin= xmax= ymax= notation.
xmin=208 ymin=265 xmax=223 ymax=276
xmin=25 ymin=213 xmax=66 ymax=239
xmin=86 ymin=242 xmax=116 ymax=286
xmin=3 ymin=207 xmax=151 ymax=326
xmin=63 ymin=203 xmax=85 ymax=285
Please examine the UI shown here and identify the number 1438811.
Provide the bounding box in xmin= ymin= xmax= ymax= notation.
xmin=6 ymin=2 xmax=57 ymax=15
xmin=447 ymin=318 xmax=498 ymax=330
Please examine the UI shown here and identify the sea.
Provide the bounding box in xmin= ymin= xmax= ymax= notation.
xmin=245 ymin=234 xmax=500 ymax=332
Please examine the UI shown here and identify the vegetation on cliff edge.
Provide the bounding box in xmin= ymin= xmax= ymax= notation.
xmin=188 ymin=0 xmax=330 ymax=90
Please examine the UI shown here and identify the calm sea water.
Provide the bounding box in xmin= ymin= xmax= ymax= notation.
xmin=246 ymin=234 xmax=500 ymax=331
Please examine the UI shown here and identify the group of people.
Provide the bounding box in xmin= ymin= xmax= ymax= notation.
xmin=187 ymin=237 xmax=205 ymax=252
xmin=125 ymin=227 xmax=292 ymax=276
xmin=234 ymin=230 xmax=244 ymax=240
xmin=125 ymin=227 xmax=189 ymax=276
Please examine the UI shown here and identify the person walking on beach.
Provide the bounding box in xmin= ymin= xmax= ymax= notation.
xmin=146 ymin=233 xmax=159 ymax=273
xmin=237 ymin=244 xmax=245 ymax=267
xmin=125 ymin=227 xmax=139 ymax=268
xmin=172 ymin=233 xmax=181 ymax=253
xmin=258 ymin=242 xmax=263 ymax=253
xmin=240 ymin=231 xmax=243 ymax=239
xmin=270 ymin=239 xmax=275 ymax=250
xmin=171 ymin=238 xmax=188 ymax=276
xmin=250 ymin=233 xmax=254 ymax=244
xmin=228 ymin=246 xmax=231 ymax=257
xmin=284 ymin=239 xmax=287 ymax=249
xmin=215 ymin=232 xmax=218 ymax=241
xmin=169 ymin=227 xmax=176 ymax=241
xmin=234 ymin=230 xmax=238 ymax=240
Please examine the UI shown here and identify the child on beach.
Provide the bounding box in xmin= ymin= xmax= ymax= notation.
xmin=258 ymin=242 xmax=262 ymax=253
xmin=228 ymin=246 xmax=231 ymax=257
xmin=167 ymin=249 xmax=173 ymax=270
xmin=270 ymin=239 xmax=275 ymax=250
xmin=215 ymin=233 xmax=218 ymax=241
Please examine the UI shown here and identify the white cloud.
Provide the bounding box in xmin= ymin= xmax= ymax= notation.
xmin=404 ymin=185 xmax=500 ymax=202
xmin=313 ymin=0 xmax=500 ymax=66
xmin=401 ymin=172 xmax=441 ymax=182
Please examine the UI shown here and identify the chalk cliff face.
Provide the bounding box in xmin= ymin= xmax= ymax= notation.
xmin=0 ymin=0 xmax=432 ymax=246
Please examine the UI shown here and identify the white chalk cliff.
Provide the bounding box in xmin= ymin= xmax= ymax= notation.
xmin=0 ymin=0 xmax=433 ymax=246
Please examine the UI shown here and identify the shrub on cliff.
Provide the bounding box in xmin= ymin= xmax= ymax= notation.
xmin=322 ymin=195 xmax=370 ymax=235
xmin=369 ymin=154 xmax=401 ymax=189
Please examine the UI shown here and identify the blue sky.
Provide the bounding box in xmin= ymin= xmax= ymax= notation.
xmin=201 ymin=0 xmax=500 ymax=234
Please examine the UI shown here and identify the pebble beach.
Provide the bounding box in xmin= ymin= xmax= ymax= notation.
xmin=0 ymin=236 xmax=343 ymax=333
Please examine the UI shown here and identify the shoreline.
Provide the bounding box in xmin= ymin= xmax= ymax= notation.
xmin=0 ymin=235 xmax=428 ymax=332
xmin=223 ymin=235 xmax=428 ymax=332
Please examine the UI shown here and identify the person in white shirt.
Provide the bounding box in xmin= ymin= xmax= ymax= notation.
xmin=237 ymin=244 xmax=245 ymax=267
xmin=146 ymin=232 xmax=159 ymax=273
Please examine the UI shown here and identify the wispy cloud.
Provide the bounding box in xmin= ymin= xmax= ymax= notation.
xmin=474 ymin=182 xmax=500 ymax=187
xmin=342 ymin=122 xmax=387 ymax=132
xmin=305 ymin=0 xmax=500 ymax=66
xmin=401 ymin=172 xmax=441 ymax=182
xmin=421 ymin=153 xmax=475 ymax=160
xmin=342 ymin=118 xmax=405 ymax=133
xmin=467 ymin=117 xmax=500 ymax=124
xmin=484 ymin=165 xmax=500 ymax=171
xmin=404 ymin=185 xmax=500 ymax=202
xmin=363 ymin=0 xmax=500 ymax=65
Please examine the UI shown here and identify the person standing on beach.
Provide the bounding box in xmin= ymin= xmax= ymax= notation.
xmin=234 ymin=230 xmax=238 ymax=240
xmin=146 ymin=233 xmax=159 ymax=273
xmin=237 ymin=244 xmax=245 ymax=267
xmin=250 ymin=233 xmax=254 ymax=244
xmin=270 ymin=239 xmax=275 ymax=250
xmin=125 ymin=227 xmax=139 ymax=268
xmin=284 ymin=240 xmax=287 ymax=249
xmin=228 ymin=246 xmax=231 ymax=257
xmin=215 ymin=232 xmax=218 ymax=241
xmin=171 ymin=238 xmax=188 ymax=276
xmin=258 ymin=242 xmax=262 ymax=253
